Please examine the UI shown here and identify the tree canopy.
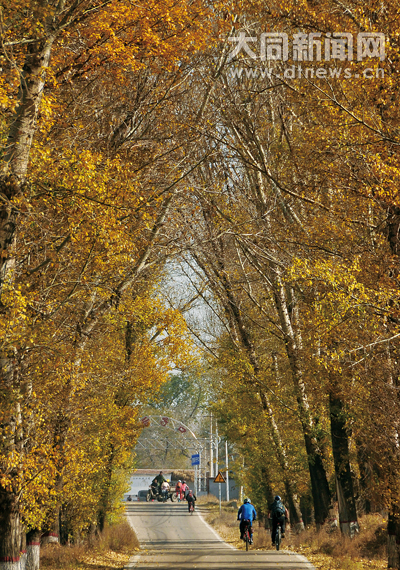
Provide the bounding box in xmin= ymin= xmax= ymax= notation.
xmin=2 ymin=0 xmax=400 ymax=568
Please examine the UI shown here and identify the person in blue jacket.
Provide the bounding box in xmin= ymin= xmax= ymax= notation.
xmin=237 ymin=497 xmax=257 ymax=544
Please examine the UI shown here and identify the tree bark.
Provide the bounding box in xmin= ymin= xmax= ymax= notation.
xmin=272 ymin=274 xmax=331 ymax=527
xmin=259 ymin=391 xmax=304 ymax=530
xmin=20 ymin=532 xmax=26 ymax=570
xmin=98 ymin=444 xmax=115 ymax=532
xmin=0 ymin=490 xmax=22 ymax=570
xmin=195 ymin=243 xmax=305 ymax=530
xmin=0 ymin=22 xmax=57 ymax=564
xmin=329 ymin=392 xmax=358 ymax=537
xmin=190 ymin=216 xmax=307 ymax=531
xmin=388 ymin=507 xmax=400 ymax=568
xmin=25 ymin=530 xmax=40 ymax=570
xmin=1 ymin=36 xmax=55 ymax=290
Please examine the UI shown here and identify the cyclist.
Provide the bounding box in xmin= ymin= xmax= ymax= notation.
xmin=186 ymin=489 xmax=196 ymax=512
xmin=237 ymin=497 xmax=257 ymax=544
xmin=269 ymin=495 xmax=289 ymax=544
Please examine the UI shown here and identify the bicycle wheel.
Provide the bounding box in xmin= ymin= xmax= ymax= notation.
xmin=245 ymin=530 xmax=249 ymax=551
xmin=275 ymin=525 xmax=281 ymax=551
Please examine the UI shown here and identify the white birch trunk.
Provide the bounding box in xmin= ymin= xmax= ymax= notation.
xmin=26 ymin=531 xmax=40 ymax=570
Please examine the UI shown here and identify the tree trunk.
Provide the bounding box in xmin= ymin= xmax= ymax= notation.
xmin=98 ymin=444 xmax=115 ymax=532
xmin=302 ymin=430 xmax=332 ymax=528
xmin=0 ymin=31 xmax=57 ymax=564
xmin=259 ymin=391 xmax=304 ymax=531
xmin=386 ymin=206 xmax=400 ymax=258
xmin=25 ymin=530 xmax=40 ymax=570
xmin=1 ymin=37 xmax=55 ymax=290
xmin=256 ymin=464 xmax=274 ymax=527
xmin=0 ymin=353 xmax=24 ymax=570
xmin=273 ymin=274 xmax=331 ymax=527
xmin=210 ymin=252 xmax=304 ymax=530
xmin=283 ymin=483 xmax=304 ymax=532
xmin=0 ymin=490 xmax=22 ymax=570
xmin=42 ymin=512 xmax=60 ymax=545
xmin=192 ymin=232 xmax=307 ymax=531
xmin=388 ymin=506 xmax=400 ymax=568
xmin=41 ymin=530 xmax=59 ymax=545
xmin=20 ymin=532 xmax=26 ymax=570
xmin=329 ymin=392 xmax=358 ymax=537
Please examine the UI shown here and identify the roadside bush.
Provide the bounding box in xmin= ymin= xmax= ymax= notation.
xmin=97 ymin=520 xmax=139 ymax=552
xmin=41 ymin=520 xmax=139 ymax=568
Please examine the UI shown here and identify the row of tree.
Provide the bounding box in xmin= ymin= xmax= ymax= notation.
xmin=168 ymin=0 xmax=400 ymax=566
xmin=0 ymin=0 xmax=215 ymax=566
xmin=1 ymin=0 xmax=400 ymax=568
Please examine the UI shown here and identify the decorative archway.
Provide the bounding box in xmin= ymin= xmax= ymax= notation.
xmin=136 ymin=415 xmax=207 ymax=493
xmin=137 ymin=415 xmax=203 ymax=452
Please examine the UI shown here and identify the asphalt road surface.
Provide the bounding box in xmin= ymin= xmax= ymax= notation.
xmin=125 ymin=502 xmax=315 ymax=570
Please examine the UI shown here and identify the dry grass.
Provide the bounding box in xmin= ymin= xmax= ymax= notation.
xmin=95 ymin=522 xmax=140 ymax=553
xmin=197 ymin=497 xmax=387 ymax=570
xmin=41 ymin=521 xmax=139 ymax=570
xmin=286 ymin=515 xmax=386 ymax=570
xmin=170 ymin=470 xmax=194 ymax=483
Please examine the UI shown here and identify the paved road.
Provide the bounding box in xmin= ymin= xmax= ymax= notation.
xmin=125 ymin=502 xmax=315 ymax=570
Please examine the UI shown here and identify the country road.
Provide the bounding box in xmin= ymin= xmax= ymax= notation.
xmin=125 ymin=502 xmax=315 ymax=570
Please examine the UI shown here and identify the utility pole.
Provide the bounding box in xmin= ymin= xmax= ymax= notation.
xmin=198 ymin=448 xmax=201 ymax=493
xmin=210 ymin=413 xmax=214 ymax=478
xmin=240 ymin=456 xmax=244 ymax=503
xmin=216 ymin=423 xmax=221 ymax=509
xmin=225 ymin=440 xmax=229 ymax=502
xmin=216 ymin=422 xmax=219 ymax=475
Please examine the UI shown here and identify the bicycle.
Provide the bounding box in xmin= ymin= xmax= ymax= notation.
xmin=275 ymin=521 xmax=282 ymax=551
xmin=188 ymin=501 xmax=195 ymax=514
xmin=242 ymin=519 xmax=252 ymax=551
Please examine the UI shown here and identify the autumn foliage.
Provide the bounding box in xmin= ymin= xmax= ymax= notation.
xmin=0 ymin=0 xmax=211 ymax=560
xmin=2 ymin=0 xmax=400 ymax=568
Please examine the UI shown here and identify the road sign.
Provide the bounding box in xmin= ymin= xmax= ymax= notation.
xmin=214 ymin=471 xmax=226 ymax=483
xmin=191 ymin=453 xmax=200 ymax=466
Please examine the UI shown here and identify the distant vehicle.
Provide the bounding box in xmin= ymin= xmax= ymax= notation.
xmin=146 ymin=484 xmax=178 ymax=502
xmin=137 ymin=490 xmax=148 ymax=501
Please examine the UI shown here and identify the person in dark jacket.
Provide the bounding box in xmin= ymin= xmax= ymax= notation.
xmin=269 ymin=495 xmax=289 ymax=544
xmin=153 ymin=471 xmax=167 ymax=494
xmin=186 ymin=489 xmax=196 ymax=512
xmin=237 ymin=498 xmax=257 ymax=544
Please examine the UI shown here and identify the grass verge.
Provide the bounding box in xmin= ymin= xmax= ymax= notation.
xmin=196 ymin=495 xmax=387 ymax=570
xmin=40 ymin=521 xmax=139 ymax=570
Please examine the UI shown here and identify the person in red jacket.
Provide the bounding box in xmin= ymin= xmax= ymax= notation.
xmin=175 ymin=480 xmax=183 ymax=502
xmin=181 ymin=480 xmax=189 ymax=498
